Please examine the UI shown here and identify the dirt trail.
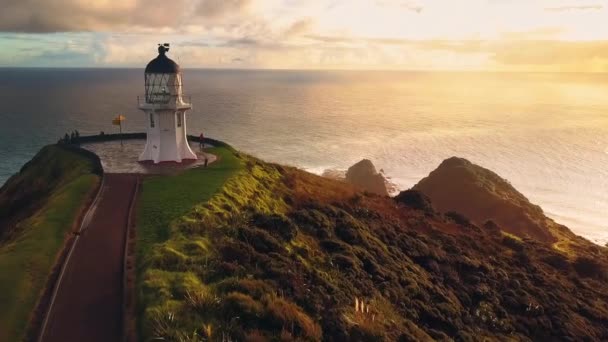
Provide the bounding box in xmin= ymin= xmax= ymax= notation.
xmin=41 ymin=174 xmax=138 ymax=342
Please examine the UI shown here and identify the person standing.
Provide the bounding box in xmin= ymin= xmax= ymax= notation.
xmin=199 ymin=132 xmax=205 ymax=149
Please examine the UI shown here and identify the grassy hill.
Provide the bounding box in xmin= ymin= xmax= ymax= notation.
xmin=0 ymin=145 xmax=101 ymax=342
xmin=135 ymin=144 xmax=246 ymax=339
xmin=1 ymin=141 xmax=605 ymax=341
xmin=136 ymin=148 xmax=608 ymax=341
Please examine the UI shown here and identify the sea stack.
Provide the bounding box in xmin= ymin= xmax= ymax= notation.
xmin=345 ymin=159 xmax=389 ymax=196
xmin=138 ymin=44 xmax=197 ymax=163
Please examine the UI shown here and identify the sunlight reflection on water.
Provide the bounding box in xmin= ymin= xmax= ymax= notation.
xmin=0 ymin=70 xmax=606 ymax=245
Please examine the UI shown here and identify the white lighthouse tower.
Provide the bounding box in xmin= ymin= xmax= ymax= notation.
xmin=138 ymin=44 xmax=197 ymax=163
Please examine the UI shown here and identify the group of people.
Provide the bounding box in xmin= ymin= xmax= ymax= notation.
xmin=58 ymin=130 xmax=81 ymax=145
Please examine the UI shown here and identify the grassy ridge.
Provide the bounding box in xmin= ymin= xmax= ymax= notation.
xmin=136 ymin=150 xmax=608 ymax=341
xmin=136 ymin=146 xmax=244 ymax=337
xmin=136 ymin=146 xmax=243 ymax=262
xmin=0 ymin=146 xmax=100 ymax=342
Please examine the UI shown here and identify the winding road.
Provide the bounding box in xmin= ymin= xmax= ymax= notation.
xmin=40 ymin=174 xmax=138 ymax=342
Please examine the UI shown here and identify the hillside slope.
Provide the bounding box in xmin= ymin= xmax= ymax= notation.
xmin=138 ymin=152 xmax=608 ymax=341
xmin=0 ymin=145 xmax=102 ymax=241
xmin=414 ymin=157 xmax=572 ymax=244
xmin=0 ymin=145 xmax=102 ymax=342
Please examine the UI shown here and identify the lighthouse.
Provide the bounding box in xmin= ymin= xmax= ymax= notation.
xmin=138 ymin=44 xmax=197 ymax=163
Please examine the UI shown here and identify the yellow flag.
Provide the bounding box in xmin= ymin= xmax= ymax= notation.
xmin=112 ymin=115 xmax=126 ymax=125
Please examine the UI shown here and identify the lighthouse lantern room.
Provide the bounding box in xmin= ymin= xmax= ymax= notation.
xmin=138 ymin=44 xmax=197 ymax=163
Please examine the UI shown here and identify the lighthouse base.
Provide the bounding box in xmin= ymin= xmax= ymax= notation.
xmin=138 ymin=110 xmax=197 ymax=164
xmin=138 ymin=138 xmax=197 ymax=164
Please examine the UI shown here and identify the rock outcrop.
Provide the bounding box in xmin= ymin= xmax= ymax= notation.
xmin=345 ymin=159 xmax=389 ymax=196
xmin=414 ymin=157 xmax=562 ymax=243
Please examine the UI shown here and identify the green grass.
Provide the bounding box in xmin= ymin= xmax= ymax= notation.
xmin=135 ymin=146 xmax=245 ymax=336
xmin=136 ymin=147 xmax=292 ymax=340
xmin=136 ymin=147 xmax=243 ymax=260
xmin=0 ymin=146 xmax=100 ymax=342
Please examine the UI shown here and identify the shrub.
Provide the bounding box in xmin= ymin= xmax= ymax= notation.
xmin=219 ymin=240 xmax=255 ymax=264
xmin=335 ymin=214 xmax=363 ymax=244
xmin=445 ymin=211 xmax=472 ymax=227
xmin=332 ymin=253 xmax=361 ymax=269
xmin=244 ymin=329 xmax=269 ymax=342
xmin=185 ymin=287 xmax=220 ymax=314
xmin=483 ymin=220 xmax=501 ymax=234
xmin=541 ymin=253 xmax=570 ymax=271
xmin=394 ymin=190 xmax=434 ymax=214
xmin=253 ymin=214 xmax=298 ymax=241
xmin=216 ymin=278 xmax=275 ymax=300
xmin=349 ymin=324 xmax=385 ymax=342
xmin=573 ymin=257 xmax=607 ymax=279
xmin=320 ymin=239 xmax=351 ymax=253
xmin=290 ymin=208 xmax=333 ymax=237
xmin=262 ymin=295 xmax=322 ymax=340
xmin=501 ymin=235 xmax=524 ymax=252
xmin=221 ymin=292 xmax=264 ymax=323
xmin=239 ymin=227 xmax=283 ymax=253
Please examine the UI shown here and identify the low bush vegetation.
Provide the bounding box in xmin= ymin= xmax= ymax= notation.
xmin=137 ymin=147 xmax=608 ymax=341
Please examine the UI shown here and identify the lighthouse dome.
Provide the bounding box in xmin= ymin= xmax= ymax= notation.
xmin=143 ymin=44 xmax=186 ymax=105
xmin=145 ymin=45 xmax=180 ymax=74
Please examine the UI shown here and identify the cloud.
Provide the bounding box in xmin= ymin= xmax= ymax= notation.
xmin=221 ymin=37 xmax=260 ymax=47
xmin=489 ymin=40 xmax=608 ymax=66
xmin=500 ymin=27 xmax=566 ymax=40
xmin=545 ymin=5 xmax=603 ymax=12
xmin=375 ymin=0 xmax=423 ymax=13
xmin=0 ymin=0 xmax=251 ymax=33
xmin=2 ymin=0 xmax=608 ymax=71
xmin=196 ymin=0 xmax=251 ymax=18
xmin=297 ymin=34 xmax=608 ymax=71
xmin=284 ymin=18 xmax=314 ymax=37
xmin=1 ymin=35 xmax=104 ymax=66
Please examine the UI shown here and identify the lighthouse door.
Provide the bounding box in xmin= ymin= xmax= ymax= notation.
xmin=158 ymin=112 xmax=178 ymax=161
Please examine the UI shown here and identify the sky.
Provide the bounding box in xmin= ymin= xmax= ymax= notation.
xmin=1 ymin=0 xmax=608 ymax=71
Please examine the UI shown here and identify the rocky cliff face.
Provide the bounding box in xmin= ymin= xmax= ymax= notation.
xmin=345 ymin=159 xmax=389 ymax=196
xmin=413 ymin=157 xmax=568 ymax=244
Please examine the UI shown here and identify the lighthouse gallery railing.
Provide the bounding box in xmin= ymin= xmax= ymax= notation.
xmin=137 ymin=94 xmax=192 ymax=107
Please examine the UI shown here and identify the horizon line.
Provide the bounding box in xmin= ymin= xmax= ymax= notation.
xmin=0 ymin=66 xmax=607 ymax=74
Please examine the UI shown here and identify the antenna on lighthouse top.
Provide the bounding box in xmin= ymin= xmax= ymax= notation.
xmin=158 ymin=43 xmax=170 ymax=55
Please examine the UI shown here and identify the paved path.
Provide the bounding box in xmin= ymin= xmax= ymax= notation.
xmin=41 ymin=174 xmax=138 ymax=342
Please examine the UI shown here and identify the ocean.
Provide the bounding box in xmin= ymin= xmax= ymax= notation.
xmin=0 ymin=69 xmax=606 ymax=245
